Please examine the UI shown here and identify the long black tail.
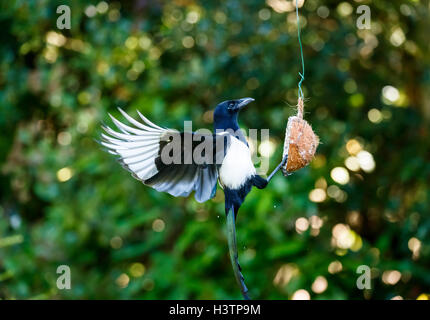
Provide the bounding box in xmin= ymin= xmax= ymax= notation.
xmin=226 ymin=207 xmax=250 ymax=300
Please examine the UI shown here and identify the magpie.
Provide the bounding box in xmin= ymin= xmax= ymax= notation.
xmin=101 ymin=98 xmax=288 ymax=299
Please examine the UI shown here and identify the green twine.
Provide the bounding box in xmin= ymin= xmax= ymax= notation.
xmin=296 ymin=0 xmax=305 ymax=100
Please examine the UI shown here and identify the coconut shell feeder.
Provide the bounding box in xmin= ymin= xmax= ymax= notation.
xmin=282 ymin=97 xmax=319 ymax=175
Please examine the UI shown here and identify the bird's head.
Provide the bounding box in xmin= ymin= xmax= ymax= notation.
xmin=213 ymin=97 xmax=254 ymax=131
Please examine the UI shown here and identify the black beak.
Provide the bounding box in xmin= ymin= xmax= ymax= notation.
xmin=236 ymin=97 xmax=255 ymax=110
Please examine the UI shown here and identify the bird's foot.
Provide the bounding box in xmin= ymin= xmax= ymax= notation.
xmin=267 ymin=154 xmax=289 ymax=183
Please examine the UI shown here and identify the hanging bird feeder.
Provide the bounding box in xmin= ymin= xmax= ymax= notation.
xmin=281 ymin=97 xmax=319 ymax=175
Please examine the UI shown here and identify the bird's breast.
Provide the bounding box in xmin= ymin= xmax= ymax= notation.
xmin=219 ymin=137 xmax=256 ymax=190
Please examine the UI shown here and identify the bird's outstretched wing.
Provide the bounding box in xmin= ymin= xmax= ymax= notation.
xmin=101 ymin=108 xmax=230 ymax=203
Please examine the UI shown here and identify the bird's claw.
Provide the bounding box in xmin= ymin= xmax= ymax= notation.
xmin=281 ymin=154 xmax=288 ymax=166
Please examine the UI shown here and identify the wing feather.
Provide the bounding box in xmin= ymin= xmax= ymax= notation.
xmin=118 ymin=108 xmax=162 ymax=132
xmin=101 ymin=109 xmax=230 ymax=203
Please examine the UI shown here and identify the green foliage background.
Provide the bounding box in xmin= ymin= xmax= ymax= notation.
xmin=0 ymin=0 xmax=429 ymax=299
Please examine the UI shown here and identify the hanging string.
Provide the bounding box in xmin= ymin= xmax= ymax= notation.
xmin=296 ymin=0 xmax=305 ymax=100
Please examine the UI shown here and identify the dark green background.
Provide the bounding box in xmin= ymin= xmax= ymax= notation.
xmin=0 ymin=0 xmax=429 ymax=299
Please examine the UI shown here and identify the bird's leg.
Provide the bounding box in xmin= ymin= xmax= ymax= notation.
xmin=226 ymin=209 xmax=250 ymax=300
xmin=266 ymin=154 xmax=289 ymax=183
xmin=252 ymin=154 xmax=289 ymax=189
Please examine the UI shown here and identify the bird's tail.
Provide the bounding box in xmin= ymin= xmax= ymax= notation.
xmin=226 ymin=207 xmax=250 ymax=300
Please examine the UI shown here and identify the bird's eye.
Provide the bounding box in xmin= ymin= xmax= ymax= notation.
xmin=228 ymin=102 xmax=235 ymax=109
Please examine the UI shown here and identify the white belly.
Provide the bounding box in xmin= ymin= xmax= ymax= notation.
xmin=219 ymin=137 xmax=256 ymax=189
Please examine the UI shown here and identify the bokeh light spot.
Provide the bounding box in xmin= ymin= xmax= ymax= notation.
xmin=382 ymin=270 xmax=401 ymax=285
xmin=345 ymin=156 xmax=360 ymax=171
xmin=368 ymin=108 xmax=382 ymax=123
xmin=57 ymin=167 xmax=73 ymax=182
xmin=110 ymin=236 xmax=123 ymax=249
xmin=312 ymin=276 xmax=328 ymax=294
xmin=309 ymin=188 xmax=326 ymax=203
xmin=382 ymin=85 xmax=400 ymax=103
xmin=356 ymin=151 xmax=375 ymax=172
xmin=116 ymin=273 xmax=130 ymax=288
xmin=130 ymin=263 xmax=145 ymax=277
xmin=328 ymin=261 xmax=343 ymax=274
xmin=330 ymin=167 xmax=350 ymax=185
xmin=346 ymin=139 xmax=362 ymax=155
xmin=292 ymin=289 xmax=310 ymax=300
xmin=295 ymin=217 xmax=310 ymax=234
xmin=152 ymin=219 xmax=165 ymax=232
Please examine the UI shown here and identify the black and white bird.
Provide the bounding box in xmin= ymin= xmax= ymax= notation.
xmin=100 ymin=98 xmax=288 ymax=299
